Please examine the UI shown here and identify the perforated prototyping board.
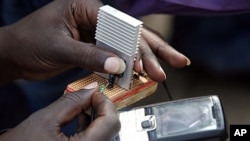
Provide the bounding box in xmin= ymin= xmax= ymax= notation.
xmin=65 ymin=73 xmax=158 ymax=110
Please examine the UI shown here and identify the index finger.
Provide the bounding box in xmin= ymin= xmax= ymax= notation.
xmin=70 ymin=0 xmax=103 ymax=30
xmin=142 ymin=28 xmax=191 ymax=68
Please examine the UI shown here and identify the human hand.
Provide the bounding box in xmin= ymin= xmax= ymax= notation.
xmin=0 ymin=0 xmax=189 ymax=84
xmin=0 ymin=82 xmax=120 ymax=141
xmin=0 ymin=0 xmax=126 ymax=83
xmin=133 ymin=27 xmax=191 ymax=82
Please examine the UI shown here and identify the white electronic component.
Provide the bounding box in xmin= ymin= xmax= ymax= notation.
xmin=95 ymin=5 xmax=143 ymax=90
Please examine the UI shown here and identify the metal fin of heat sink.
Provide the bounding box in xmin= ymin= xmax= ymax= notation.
xmin=95 ymin=5 xmax=143 ymax=90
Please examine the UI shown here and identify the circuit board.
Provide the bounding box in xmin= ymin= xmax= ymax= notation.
xmin=65 ymin=73 xmax=157 ymax=110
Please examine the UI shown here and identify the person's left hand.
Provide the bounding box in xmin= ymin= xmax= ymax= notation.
xmin=0 ymin=0 xmax=190 ymax=84
xmin=0 ymin=82 xmax=120 ymax=141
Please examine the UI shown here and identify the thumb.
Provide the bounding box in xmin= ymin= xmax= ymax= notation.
xmin=44 ymin=82 xmax=99 ymax=126
xmin=59 ymin=38 xmax=126 ymax=74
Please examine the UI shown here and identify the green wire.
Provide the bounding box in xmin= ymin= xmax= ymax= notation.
xmin=100 ymin=84 xmax=105 ymax=93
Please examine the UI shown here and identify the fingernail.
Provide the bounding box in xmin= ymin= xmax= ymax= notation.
xmin=104 ymin=57 xmax=126 ymax=74
xmin=186 ymin=58 xmax=191 ymax=66
xmin=160 ymin=66 xmax=166 ymax=80
xmin=83 ymin=82 xmax=98 ymax=89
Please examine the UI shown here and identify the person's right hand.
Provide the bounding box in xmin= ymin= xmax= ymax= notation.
xmin=0 ymin=0 xmax=126 ymax=84
xmin=0 ymin=82 xmax=120 ymax=141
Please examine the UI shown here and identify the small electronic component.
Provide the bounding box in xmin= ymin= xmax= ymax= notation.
xmin=95 ymin=5 xmax=143 ymax=90
xmin=107 ymin=74 xmax=116 ymax=88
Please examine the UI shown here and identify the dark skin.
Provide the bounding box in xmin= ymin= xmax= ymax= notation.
xmin=0 ymin=0 xmax=189 ymax=85
xmin=0 ymin=0 xmax=190 ymax=140
xmin=0 ymin=85 xmax=120 ymax=141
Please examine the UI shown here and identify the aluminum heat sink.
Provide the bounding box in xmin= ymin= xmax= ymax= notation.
xmin=95 ymin=5 xmax=143 ymax=90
